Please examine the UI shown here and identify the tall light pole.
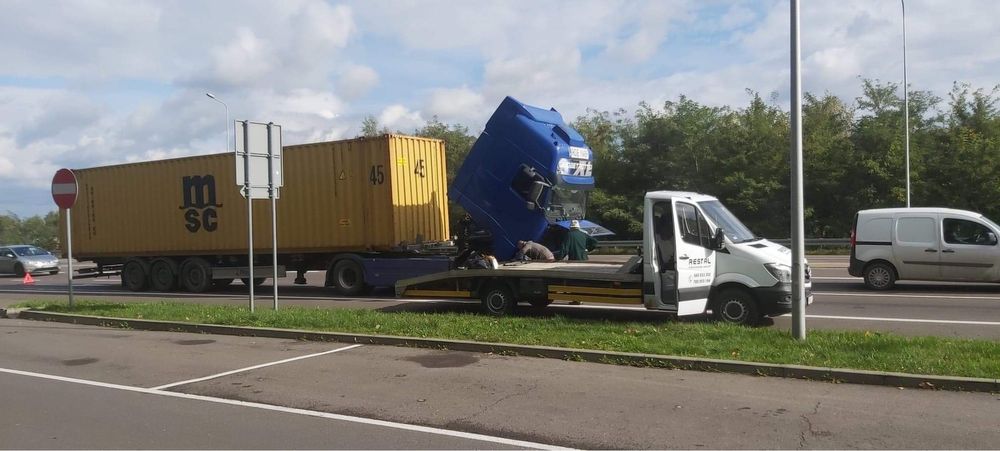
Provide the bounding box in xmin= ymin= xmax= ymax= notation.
xmin=205 ymin=92 xmax=231 ymax=151
xmin=901 ymin=0 xmax=911 ymax=207
xmin=790 ymin=0 xmax=806 ymax=340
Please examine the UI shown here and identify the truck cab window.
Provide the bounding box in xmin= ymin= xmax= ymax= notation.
xmin=676 ymin=202 xmax=711 ymax=248
xmin=943 ymin=218 xmax=997 ymax=246
xmin=545 ymin=185 xmax=587 ymax=221
xmin=511 ymin=165 xmax=551 ymax=210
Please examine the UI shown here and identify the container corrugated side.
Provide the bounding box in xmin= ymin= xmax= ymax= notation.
xmin=61 ymin=135 xmax=449 ymax=259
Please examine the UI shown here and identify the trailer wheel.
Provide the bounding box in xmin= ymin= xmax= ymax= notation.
xmin=240 ymin=277 xmax=265 ymax=287
xmin=713 ymin=288 xmax=760 ymax=326
xmin=149 ymin=259 xmax=178 ymax=292
xmin=331 ymin=259 xmax=369 ymax=295
xmin=122 ymin=260 xmax=149 ymax=292
xmin=179 ymin=258 xmax=213 ymax=293
xmin=481 ymin=283 xmax=516 ymax=316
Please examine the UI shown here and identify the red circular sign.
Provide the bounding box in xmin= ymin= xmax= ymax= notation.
xmin=51 ymin=168 xmax=78 ymax=209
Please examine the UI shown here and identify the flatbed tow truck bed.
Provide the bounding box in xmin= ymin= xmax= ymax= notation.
xmin=395 ymin=258 xmax=645 ymax=307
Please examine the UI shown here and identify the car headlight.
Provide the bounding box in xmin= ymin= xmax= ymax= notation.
xmin=764 ymin=263 xmax=792 ymax=283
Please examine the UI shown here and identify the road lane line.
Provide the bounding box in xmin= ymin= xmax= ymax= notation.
xmin=151 ymin=344 xmax=364 ymax=390
xmin=0 ymin=367 xmax=570 ymax=450
xmin=812 ymin=276 xmax=859 ymax=280
xmin=784 ymin=314 xmax=1000 ymax=326
xmin=814 ymin=291 xmax=1000 ymax=301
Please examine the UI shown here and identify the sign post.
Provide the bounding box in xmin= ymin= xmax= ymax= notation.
xmin=236 ymin=120 xmax=283 ymax=311
xmin=51 ymin=168 xmax=78 ymax=308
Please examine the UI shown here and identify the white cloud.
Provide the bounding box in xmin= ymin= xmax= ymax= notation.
xmin=378 ymin=105 xmax=424 ymax=132
xmin=336 ymin=65 xmax=380 ymax=100
xmin=424 ymin=87 xmax=486 ymax=124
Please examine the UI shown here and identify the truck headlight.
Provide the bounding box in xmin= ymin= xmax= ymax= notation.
xmin=764 ymin=263 xmax=792 ymax=283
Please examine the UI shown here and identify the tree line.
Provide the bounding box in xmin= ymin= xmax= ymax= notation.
xmin=411 ymin=79 xmax=1000 ymax=240
xmin=0 ymin=212 xmax=59 ymax=249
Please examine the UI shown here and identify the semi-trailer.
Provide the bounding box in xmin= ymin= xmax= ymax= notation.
xmin=60 ymin=96 xmax=598 ymax=295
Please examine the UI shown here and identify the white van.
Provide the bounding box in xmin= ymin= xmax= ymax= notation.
xmin=849 ymin=208 xmax=1000 ymax=289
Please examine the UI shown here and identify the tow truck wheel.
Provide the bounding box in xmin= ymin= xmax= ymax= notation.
xmin=122 ymin=260 xmax=149 ymax=292
xmin=481 ymin=283 xmax=516 ymax=316
xmin=713 ymin=288 xmax=760 ymax=326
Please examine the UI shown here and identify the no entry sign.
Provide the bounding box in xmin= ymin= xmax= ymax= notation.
xmin=51 ymin=168 xmax=78 ymax=209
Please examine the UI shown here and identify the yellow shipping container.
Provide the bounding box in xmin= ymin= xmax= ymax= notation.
xmin=61 ymin=135 xmax=450 ymax=259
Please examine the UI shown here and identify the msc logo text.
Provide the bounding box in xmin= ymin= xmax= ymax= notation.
xmin=179 ymin=175 xmax=222 ymax=233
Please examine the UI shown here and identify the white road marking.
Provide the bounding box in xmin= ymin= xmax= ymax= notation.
xmin=813 ymin=276 xmax=860 ymax=281
xmin=780 ymin=313 xmax=1000 ymax=326
xmin=814 ymin=291 xmax=1000 ymax=302
xmin=151 ymin=344 xmax=364 ymax=390
xmin=0 ymin=367 xmax=570 ymax=450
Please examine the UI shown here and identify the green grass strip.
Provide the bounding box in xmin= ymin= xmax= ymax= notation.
xmin=17 ymin=300 xmax=1000 ymax=379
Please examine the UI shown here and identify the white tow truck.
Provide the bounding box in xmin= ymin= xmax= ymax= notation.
xmin=396 ymin=191 xmax=812 ymax=325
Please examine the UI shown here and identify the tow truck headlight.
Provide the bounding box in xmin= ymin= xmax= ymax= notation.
xmin=764 ymin=263 xmax=792 ymax=283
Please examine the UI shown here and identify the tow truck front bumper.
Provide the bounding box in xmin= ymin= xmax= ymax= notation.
xmin=753 ymin=282 xmax=813 ymax=317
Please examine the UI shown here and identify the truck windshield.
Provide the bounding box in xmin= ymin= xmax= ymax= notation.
xmin=698 ymin=200 xmax=758 ymax=243
xmin=545 ymin=185 xmax=587 ymax=221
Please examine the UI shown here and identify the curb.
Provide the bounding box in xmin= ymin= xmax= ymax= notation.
xmin=15 ymin=310 xmax=1000 ymax=393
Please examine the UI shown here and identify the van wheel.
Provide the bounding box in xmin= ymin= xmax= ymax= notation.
xmin=179 ymin=258 xmax=213 ymax=293
xmin=481 ymin=283 xmax=516 ymax=316
xmin=331 ymin=259 xmax=369 ymax=295
xmin=863 ymin=262 xmax=896 ymax=290
xmin=122 ymin=260 xmax=149 ymax=292
xmin=713 ymin=288 xmax=760 ymax=326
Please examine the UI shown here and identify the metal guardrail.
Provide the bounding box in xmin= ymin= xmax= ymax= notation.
xmin=597 ymin=238 xmax=849 ymax=248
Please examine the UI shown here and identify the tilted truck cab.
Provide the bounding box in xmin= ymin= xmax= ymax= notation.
xmin=449 ymin=96 xmax=609 ymax=261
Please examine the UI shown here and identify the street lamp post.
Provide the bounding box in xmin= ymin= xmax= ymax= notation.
xmin=902 ymin=0 xmax=911 ymax=207
xmin=205 ymin=92 xmax=231 ymax=152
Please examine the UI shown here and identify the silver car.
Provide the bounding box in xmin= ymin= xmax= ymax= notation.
xmin=0 ymin=245 xmax=60 ymax=276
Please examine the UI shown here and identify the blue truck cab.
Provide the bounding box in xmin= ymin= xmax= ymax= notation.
xmin=450 ymin=96 xmax=608 ymax=260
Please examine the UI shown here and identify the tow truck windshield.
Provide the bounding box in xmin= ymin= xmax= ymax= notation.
xmin=699 ymin=200 xmax=758 ymax=243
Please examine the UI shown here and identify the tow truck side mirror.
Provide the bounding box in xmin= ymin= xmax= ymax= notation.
xmin=711 ymin=228 xmax=726 ymax=250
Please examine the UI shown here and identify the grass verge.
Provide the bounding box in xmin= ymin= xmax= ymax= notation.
xmin=17 ymin=300 xmax=1000 ymax=379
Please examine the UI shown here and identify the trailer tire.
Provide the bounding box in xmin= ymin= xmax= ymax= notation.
xmin=481 ymin=283 xmax=516 ymax=316
xmin=149 ymin=258 xmax=178 ymax=292
xmin=122 ymin=260 xmax=149 ymax=292
xmin=331 ymin=259 xmax=369 ymax=295
xmin=179 ymin=258 xmax=213 ymax=293
xmin=713 ymin=288 xmax=760 ymax=326
xmin=240 ymin=277 xmax=265 ymax=287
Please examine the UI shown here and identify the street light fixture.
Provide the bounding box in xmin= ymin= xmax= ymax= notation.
xmin=902 ymin=0 xmax=911 ymax=207
xmin=205 ymin=92 xmax=231 ymax=152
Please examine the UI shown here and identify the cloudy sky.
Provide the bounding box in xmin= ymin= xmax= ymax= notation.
xmin=2 ymin=0 xmax=998 ymax=217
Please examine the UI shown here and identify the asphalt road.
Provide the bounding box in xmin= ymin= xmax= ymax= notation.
xmin=3 ymin=319 xmax=999 ymax=449
xmin=1 ymin=255 xmax=999 ymax=339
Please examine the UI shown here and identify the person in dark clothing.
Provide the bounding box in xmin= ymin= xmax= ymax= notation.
xmin=561 ymin=220 xmax=598 ymax=261
xmin=515 ymin=240 xmax=555 ymax=262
